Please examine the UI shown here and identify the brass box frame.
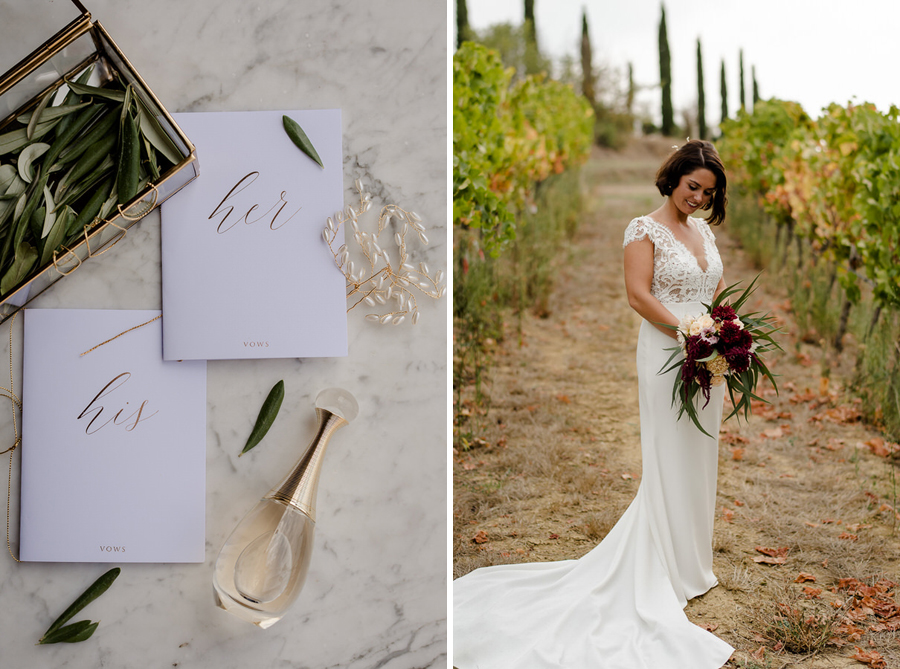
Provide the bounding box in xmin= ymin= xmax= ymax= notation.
xmin=0 ymin=0 xmax=198 ymax=322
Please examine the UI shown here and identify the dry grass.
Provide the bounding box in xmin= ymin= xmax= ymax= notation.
xmin=453 ymin=139 xmax=900 ymax=667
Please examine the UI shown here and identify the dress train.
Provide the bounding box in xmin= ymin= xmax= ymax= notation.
xmin=453 ymin=303 xmax=734 ymax=669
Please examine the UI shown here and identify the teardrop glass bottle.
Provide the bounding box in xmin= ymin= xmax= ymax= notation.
xmin=213 ymin=388 xmax=358 ymax=628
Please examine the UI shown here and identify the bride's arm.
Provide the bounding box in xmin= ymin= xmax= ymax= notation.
xmin=713 ymin=275 xmax=726 ymax=300
xmin=623 ymin=237 xmax=680 ymax=339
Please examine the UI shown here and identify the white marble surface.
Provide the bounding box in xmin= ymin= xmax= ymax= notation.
xmin=0 ymin=1 xmax=447 ymax=667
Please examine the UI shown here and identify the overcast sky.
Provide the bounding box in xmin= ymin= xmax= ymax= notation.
xmin=462 ymin=0 xmax=899 ymax=127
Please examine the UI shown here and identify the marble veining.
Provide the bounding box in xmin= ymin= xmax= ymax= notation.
xmin=0 ymin=1 xmax=446 ymax=667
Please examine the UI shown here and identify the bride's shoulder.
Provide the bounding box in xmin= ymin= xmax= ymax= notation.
xmin=623 ymin=215 xmax=659 ymax=248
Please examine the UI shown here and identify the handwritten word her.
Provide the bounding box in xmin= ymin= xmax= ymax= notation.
xmin=207 ymin=171 xmax=303 ymax=234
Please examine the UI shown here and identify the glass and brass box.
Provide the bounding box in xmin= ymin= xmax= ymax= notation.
xmin=0 ymin=0 xmax=198 ymax=321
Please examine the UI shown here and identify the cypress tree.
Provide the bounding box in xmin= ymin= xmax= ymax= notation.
xmin=720 ymin=59 xmax=728 ymax=125
xmin=524 ymin=0 xmax=541 ymax=74
xmin=524 ymin=0 xmax=538 ymax=50
xmin=752 ymin=65 xmax=760 ymax=105
xmin=739 ymin=49 xmax=745 ymax=110
xmin=696 ymin=39 xmax=707 ymax=140
xmin=659 ymin=5 xmax=674 ymax=136
xmin=627 ymin=62 xmax=635 ymax=115
xmin=581 ymin=11 xmax=595 ymax=105
xmin=456 ymin=0 xmax=470 ymax=49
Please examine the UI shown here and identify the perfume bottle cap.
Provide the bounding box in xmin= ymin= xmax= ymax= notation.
xmin=315 ymin=388 xmax=358 ymax=423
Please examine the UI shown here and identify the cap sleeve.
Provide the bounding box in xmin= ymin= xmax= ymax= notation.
xmin=623 ymin=217 xmax=655 ymax=248
xmin=694 ymin=217 xmax=716 ymax=241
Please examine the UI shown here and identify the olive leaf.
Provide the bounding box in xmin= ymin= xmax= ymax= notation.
xmin=16 ymin=143 xmax=50 ymax=184
xmin=240 ymin=380 xmax=285 ymax=456
xmin=57 ymin=106 xmax=119 ymax=165
xmin=135 ymin=95 xmax=182 ymax=165
xmin=39 ymin=186 xmax=56 ymax=238
xmin=63 ymin=79 xmax=126 ymax=102
xmin=0 ymin=164 xmax=16 ymax=192
xmin=26 ymin=89 xmax=55 ymax=140
xmin=116 ymin=109 xmax=140 ymax=204
xmin=0 ymin=120 xmax=58 ymax=156
xmin=282 ymin=115 xmax=324 ymax=169
xmin=0 ymin=241 xmax=37 ymax=294
xmin=38 ymin=567 xmax=120 ymax=645
xmin=18 ymin=100 xmax=90 ymax=129
xmin=39 ymin=620 xmax=99 ymax=645
xmin=41 ymin=205 xmax=72 ymax=267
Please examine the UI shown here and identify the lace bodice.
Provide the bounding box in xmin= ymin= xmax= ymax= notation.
xmin=623 ymin=216 xmax=723 ymax=303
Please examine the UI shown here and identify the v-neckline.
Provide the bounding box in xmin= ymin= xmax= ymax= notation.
xmin=644 ymin=215 xmax=710 ymax=273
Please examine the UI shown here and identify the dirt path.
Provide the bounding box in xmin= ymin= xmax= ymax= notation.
xmin=453 ymin=140 xmax=900 ymax=669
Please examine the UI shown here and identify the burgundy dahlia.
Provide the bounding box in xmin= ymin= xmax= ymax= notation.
xmin=718 ymin=320 xmax=742 ymax=345
xmin=711 ymin=304 xmax=737 ymax=322
xmin=725 ymin=347 xmax=751 ymax=374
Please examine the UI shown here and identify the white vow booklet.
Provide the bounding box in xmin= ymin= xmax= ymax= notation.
xmin=19 ymin=309 xmax=207 ymax=563
xmin=160 ymin=110 xmax=348 ymax=360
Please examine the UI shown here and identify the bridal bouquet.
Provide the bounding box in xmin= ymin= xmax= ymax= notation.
xmin=659 ymin=277 xmax=781 ymax=438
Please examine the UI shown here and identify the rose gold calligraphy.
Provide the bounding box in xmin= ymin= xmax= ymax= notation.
xmin=77 ymin=372 xmax=159 ymax=435
xmin=207 ymin=171 xmax=303 ymax=233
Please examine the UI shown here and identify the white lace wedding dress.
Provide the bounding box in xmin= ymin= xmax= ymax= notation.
xmin=453 ymin=216 xmax=734 ymax=669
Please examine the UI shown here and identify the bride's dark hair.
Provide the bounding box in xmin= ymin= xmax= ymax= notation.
xmin=654 ymin=140 xmax=728 ymax=226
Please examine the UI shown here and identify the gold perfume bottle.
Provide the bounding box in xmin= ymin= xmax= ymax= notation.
xmin=213 ymin=388 xmax=358 ymax=628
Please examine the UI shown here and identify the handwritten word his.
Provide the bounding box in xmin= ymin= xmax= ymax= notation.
xmin=77 ymin=372 xmax=158 ymax=435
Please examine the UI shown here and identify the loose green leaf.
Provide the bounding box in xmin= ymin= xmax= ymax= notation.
xmin=55 ymin=66 xmax=95 ymax=138
xmin=57 ymin=105 xmax=119 ymax=165
xmin=41 ymin=205 xmax=72 ymax=267
xmin=63 ymin=79 xmax=126 ymax=102
xmin=44 ymin=105 xmax=104 ymax=169
xmin=17 ymin=100 xmax=91 ymax=127
xmin=143 ymin=134 xmax=160 ymax=180
xmin=57 ymin=132 xmax=117 ymax=197
xmin=116 ymin=110 xmax=140 ymax=204
xmin=17 ymin=143 xmax=50 ymax=184
xmin=26 ymin=89 xmax=54 ymax=140
xmin=98 ymin=180 xmax=120 ymax=220
xmin=0 ymin=165 xmax=17 ymax=194
xmin=0 ymin=241 xmax=37 ymax=294
xmin=0 ymin=120 xmax=58 ymax=156
xmin=240 ymin=380 xmax=285 ymax=456
xmin=135 ymin=95 xmax=182 ymax=165
xmin=40 ymin=567 xmax=120 ymax=642
xmin=10 ymin=186 xmax=27 ymax=221
xmin=40 ymin=186 xmax=56 ymax=238
xmin=29 ymin=206 xmax=45 ymax=241
xmin=38 ymin=620 xmax=99 ymax=645
xmin=55 ymin=155 xmax=115 ymax=211
xmin=66 ymin=176 xmax=112 ymax=237
xmin=282 ymin=115 xmax=324 ymax=169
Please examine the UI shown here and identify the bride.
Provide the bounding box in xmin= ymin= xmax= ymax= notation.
xmin=453 ymin=140 xmax=735 ymax=668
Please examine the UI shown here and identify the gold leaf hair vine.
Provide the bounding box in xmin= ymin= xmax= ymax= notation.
xmin=322 ymin=180 xmax=445 ymax=325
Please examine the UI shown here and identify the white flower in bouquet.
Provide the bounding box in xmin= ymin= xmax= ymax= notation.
xmin=689 ymin=313 xmax=716 ymax=336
